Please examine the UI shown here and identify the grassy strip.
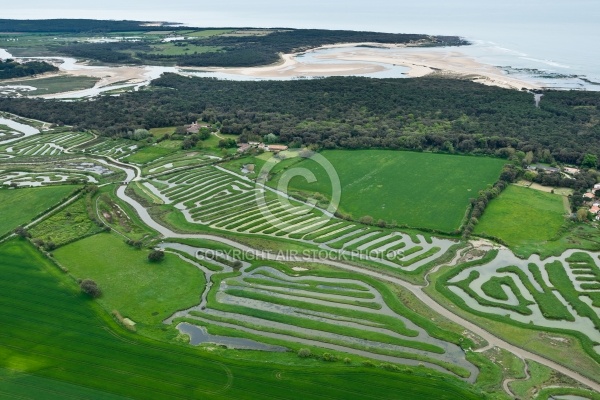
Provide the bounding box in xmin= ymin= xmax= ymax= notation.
xmin=363 ymin=235 xmax=404 ymax=252
xmin=528 ymin=263 xmax=574 ymax=320
xmin=344 ymin=232 xmax=389 ymax=252
xmin=385 ymin=241 xmax=407 ymax=254
xmin=242 ymin=277 xmax=375 ymax=299
xmin=497 ymin=265 xmax=573 ymax=320
xmin=398 ymin=247 xmax=441 ymax=267
xmin=301 ymin=221 xmax=348 ymax=241
xmin=546 ymin=260 xmax=600 ymax=331
xmin=452 ymin=270 xmax=534 ymax=315
xmin=213 ymin=286 xmax=419 ymax=343
xmin=225 ymin=285 xmax=382 ymax=310
xmin=249 ymin=269 xmax=370 ymax=292
xmin=536 ymin=387 xmax=600 ymax=400
xmin=480 ymin=278 xmax=509 ymax=301
xmin=312 ymin=226 xmax=359 ymax=244
xmin=327 ymin=229 xmax=377 ymax=249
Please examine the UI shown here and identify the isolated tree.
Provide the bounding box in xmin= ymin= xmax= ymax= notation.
xmin=131 ymin=128 xmax=150 ymax=141
xmin=581 ymin=154 xmax=598 ymax=169
xmin=570 ymin=194 xmax=584 ymax=211
xmin=297 ymin=348 xmax=311 ymax=358
xmin=524 ymin=151 xmax=534 ymax=165
xmin=263 ymin=133 xmax=277 ymax=144
xmin=80 ymin=279 xmax=102 ymax=298
xmin=232 ymin=260 xmax=243 ymax=270
xmin=148 ymin=249 xmax=165 ymax=262
xmin=14 ymin=226 xmax=30 ymax=238
xmin=576 ymin=208 xmax=589 ymax=222
xmin=359 ymin=215 xmax=374 ymax=225
xmin=523 ymin=170 xmax=537 ymax=182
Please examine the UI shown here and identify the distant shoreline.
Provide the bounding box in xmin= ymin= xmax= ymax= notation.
xmin=195 ymin=42 xmax=542 ymax=91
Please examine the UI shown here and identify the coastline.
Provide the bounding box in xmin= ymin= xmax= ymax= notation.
xmin=197 ymin=42 xmax=543 ymax=90
xmin=1 ymin=42 xmax=544 ymax=96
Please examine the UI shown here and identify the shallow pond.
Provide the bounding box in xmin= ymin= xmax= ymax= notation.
xmin=177 ymin=322 xmax=287 ymax=352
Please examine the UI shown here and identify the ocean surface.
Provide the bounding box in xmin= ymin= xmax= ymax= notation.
xmin=1 ymin=1 xmax=599 ymax=89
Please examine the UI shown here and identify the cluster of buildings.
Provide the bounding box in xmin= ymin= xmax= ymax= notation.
xmin=185 ymin=122 xmax=210 ymax=134
xmin=237 ymin=141 xmax=288 ymax=153
xmin=585 ymin=183 xmax=600 ymax=218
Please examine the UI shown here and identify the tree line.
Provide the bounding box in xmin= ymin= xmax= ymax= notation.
xmin=1 ymin=74 xmax=600 ymax=166
xmin=0 ymin=19 xmax=175 ymax=33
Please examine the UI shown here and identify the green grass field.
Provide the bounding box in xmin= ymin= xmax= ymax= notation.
xmin=274 ymin=150 xmax=505 ymax=232
xmin=187 ymin=29 xmax=235 ymax=37
xmin=1 ymin=75 xmax=99 ymax=95
xmin=149 ymin=126 xmax=177 ymax=138
xmin=124 ymin=145 xmax=177 ymax=164
xmin=0 ymin=239 xmax=481 ymax=399
xmin=0 ymin=186 xmax=77 ymax=236
xmin=148 ymin=44 xmax=222 ymax=56
xmin=53 ymin=232 xmax=205 ymax=326
xmin=474 ymin=185 xmax=566 ymax=250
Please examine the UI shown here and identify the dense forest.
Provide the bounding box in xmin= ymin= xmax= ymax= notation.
xmin=0 ymin=59 xmax=58 ymax=80
xmin=1 ymin=75 xmax=599 ymax=165
xmin=55 ymin=30 xmax=464 ymax=67
xmin=0 ymin=19 xmax=177 ymax=33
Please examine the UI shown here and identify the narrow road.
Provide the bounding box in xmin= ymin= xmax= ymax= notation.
xmin=101 ymin=158 xmax=600 ymax=392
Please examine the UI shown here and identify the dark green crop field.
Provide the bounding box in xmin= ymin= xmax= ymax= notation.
xmin=275 ymin=150 xmax=505 ymax=232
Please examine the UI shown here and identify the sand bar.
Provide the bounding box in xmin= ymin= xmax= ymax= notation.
xmin=201 ymin=43 xmax=542 ymax=90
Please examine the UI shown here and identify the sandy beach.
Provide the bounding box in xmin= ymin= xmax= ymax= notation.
xmin=202 ymin=43 xmax=542 ymax=90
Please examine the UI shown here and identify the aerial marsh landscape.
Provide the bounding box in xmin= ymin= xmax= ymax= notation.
xmin=1 ymin=9 xmax=600 ymax=400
